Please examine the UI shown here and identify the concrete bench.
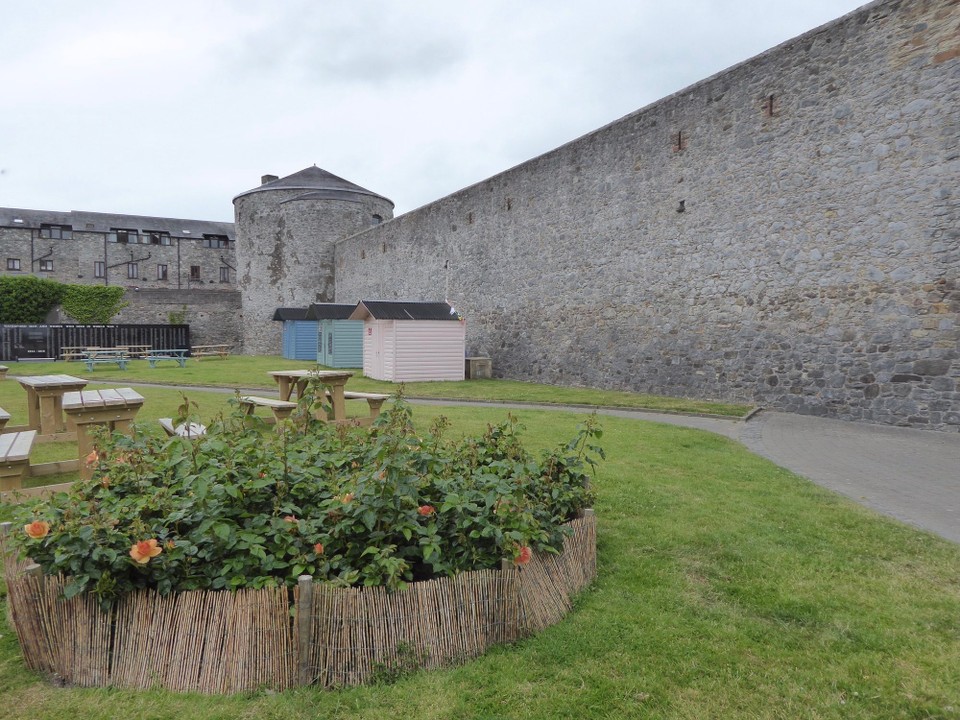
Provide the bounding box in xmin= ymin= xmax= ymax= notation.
xmin=0 ymin=365 xmax=8 ymax=380
xmin=159 ymin=418 xmax=207 ymax=438
xmin=83 ymin=350 xmax=128 ymax=372
xmin=239 ymin=396 xmax=298 ymax=425
xmin=0 ymin=430 xmax=37 ymax=492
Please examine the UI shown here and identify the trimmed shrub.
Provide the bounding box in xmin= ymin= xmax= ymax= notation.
xmin=12 ymin=391 xmax=602 ymax=603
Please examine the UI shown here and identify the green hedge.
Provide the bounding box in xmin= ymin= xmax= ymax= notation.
xmin=0 ymin=276 xmax=127 ymax=323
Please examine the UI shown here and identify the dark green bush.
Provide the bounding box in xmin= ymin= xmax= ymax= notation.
xmin=12 ymin=391 xmax=602 ymax=602
xmin=0 ymin=276 xmax=127 ymax=323
xmin=0 ymin=275 xmax=64 ymax=322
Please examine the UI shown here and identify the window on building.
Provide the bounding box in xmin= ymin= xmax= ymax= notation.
xmin=6 ymin=258 xmax=20 ymax=271
xmin=202 ymin=234 xmax=229 ymax=248
xmin=371 ymin=214 xmax=383 ymax=225
xmin=157 ymin=264 xmax=168 ymax=281
xmin=40 ymin=224 xmax=72 ymax=239
xmin=127 ymin=262 xmax=139 ymax=279
xmin=94 ymin=261 xmax=105 ymax=278
xmin=219 ymin=266 xmax=230 ymax=283
xmin=145 ymin=230 xmax=172 ymax=246
xmin=190 ymin=265 xmax=201 ymax=281
xmin=39 ymin=259 xmax=53 ymax=272
xmin=108 ymin=228 xmax=138 ymax=244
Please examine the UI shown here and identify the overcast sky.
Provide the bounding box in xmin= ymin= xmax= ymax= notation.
xmin=1 ymin=1 xmax=868 ymax=222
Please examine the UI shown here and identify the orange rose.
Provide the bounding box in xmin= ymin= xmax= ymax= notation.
xmin=24 ymin=521 xmax=50 ymax=539
xmin=515 ymin=546 xmax=532 ymax=565
xmin=313 ymin=542 xmax=324 ymax=555
xmin=129 ymin=539 xmax=162 ymax=564
xmin=418 ymin=505 xmax=435 ymax=517
xmin=342 ymin=493 xmax=354 ymax=503
xmin=283 ymin=515 xmax=298 ymax=523
xmin=85 ymin=450 xmax=99 ymax=466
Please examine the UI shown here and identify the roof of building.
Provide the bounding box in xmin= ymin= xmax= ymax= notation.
xmin=0 ymin=207 xmax=234 ymax=239
xmin=305 ymin=303 xmax=357 ymax=320
xmin=271 ymin=307 xmax=311 ymax=321
xmin=232 ymin=166 xmax=394 ymax=208
xmin=348 ymin=300 xmax=460 ymax=321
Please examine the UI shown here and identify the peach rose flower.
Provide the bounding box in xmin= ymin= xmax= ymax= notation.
xmin=130 ymin=539 xmax=163 ymax=564
xmin=24 ymin=521 xmax=50 ymax=539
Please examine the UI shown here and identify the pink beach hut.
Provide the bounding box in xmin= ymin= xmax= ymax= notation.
xmin=348 ymin=300 xmax=466 ymax=382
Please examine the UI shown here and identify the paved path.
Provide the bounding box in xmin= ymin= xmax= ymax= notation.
xmin=78 ymin=380 xmax=960 ymax=544
xmin=414 ymin=399 xmax=959 ymax=543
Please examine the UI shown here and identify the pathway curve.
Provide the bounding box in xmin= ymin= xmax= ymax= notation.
xmin=411 ymin=399 xmax=959 ymax=543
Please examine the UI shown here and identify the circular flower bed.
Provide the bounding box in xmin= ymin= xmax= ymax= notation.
xmin=10 ymin=391 xmax=603 ymax=605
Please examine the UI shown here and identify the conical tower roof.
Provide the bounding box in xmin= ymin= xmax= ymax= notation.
xmin=233 ymin=165 xmax=393 ymax=207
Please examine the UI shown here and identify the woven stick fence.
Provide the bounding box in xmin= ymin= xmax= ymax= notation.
xmin=1 ymin=510 xmax=596 ymax=693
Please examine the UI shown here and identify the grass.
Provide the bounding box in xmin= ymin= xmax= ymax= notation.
xmin=6 ymin=356 xmax=752 ymax=417
xmin=0 ymin=366 xmax=958 ymax=718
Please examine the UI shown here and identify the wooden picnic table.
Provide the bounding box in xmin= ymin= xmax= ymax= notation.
xmin=63 ymin=388 xmax=145 ymax=480
xmin=60 ymin=346 xmax=99 ymax=361
xmin=16 ymin=374 xmax=89 ymax=437
xmin=147 ymin=349 xmax=189 ymax=368
xmin=268 ymin=369 xmax=354 ymax=422
xmin=82 ymin=348 xmax=129 ymax=371
xmin=117 ymin=344 xmax=151 ymax=359
xmin=191 ymin=344 xmax=232 ymax=360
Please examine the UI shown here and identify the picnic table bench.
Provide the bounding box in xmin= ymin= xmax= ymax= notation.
xmin=60 ymin=346 xmax=99 ymax=361
xmin=0 ymin=430 xmax=37 ymax=492
xmin=159 ymin=418 xmax=207 ymax=438
xmin=191 ymin=344 xmax=232 ymax=360
xmin=83 ymin=349 xmax=129 ymax=371
xmin=239 ymin=396 xmax=298 ymax=425
xmin=0 ymin=407 xmax=10 ymax=431
xmin=63 ymin=388 xmax=145 ymax=480
xmin=324 ymin=390 xmax=391 ymax=425
xmin=0 ymin=365 xmax=8 ymax=380
xmin=117 ymin=344 xmax=151 ymax=359
xmin=147 ymin=349 xmax=189 ymax=368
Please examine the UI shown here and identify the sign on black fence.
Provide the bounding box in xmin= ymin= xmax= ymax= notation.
xmin=0 ymin=324 xmax=190 ymax=361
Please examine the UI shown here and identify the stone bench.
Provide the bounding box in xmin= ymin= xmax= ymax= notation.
xmin=0 ymin=430 xmax=37 ymax=492
xmin=0 ymin=365 xmax=8 ymax=380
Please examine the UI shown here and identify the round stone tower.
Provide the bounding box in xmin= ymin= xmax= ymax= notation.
xmin=233 ymin=166 xmax=394 ymax=355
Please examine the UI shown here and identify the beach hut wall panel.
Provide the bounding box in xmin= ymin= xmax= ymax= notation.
xmin=273 ymin=308 xmax=318 ymax=360
xmin=308 ymin=303 xmax=364 ymax=368
xmin=318 ymin=319 xmax=363 ymax=367
xmin=351 ymin=301 xmax=465 ymax=382
xmin=282 ymin=320 xmax=320 ymax=360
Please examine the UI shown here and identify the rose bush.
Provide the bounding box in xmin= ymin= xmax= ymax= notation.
xmin=12 ymin=389 xmax=602 ymax=603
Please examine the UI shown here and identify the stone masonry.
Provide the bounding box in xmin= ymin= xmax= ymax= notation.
xmin=335 ymin=0 xmax=960 ymax=431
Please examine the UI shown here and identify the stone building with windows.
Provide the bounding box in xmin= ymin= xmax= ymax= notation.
xmin=0 ymin=207 xmax=241 ymax=343
xmin=0 ymin=207 xmax=236 ymax=290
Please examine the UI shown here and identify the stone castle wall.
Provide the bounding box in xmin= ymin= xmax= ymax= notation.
xmin=335 ymin=0 xmax=960 ymax=430
xmin=111 ymin=289 xmax=242 ymax=346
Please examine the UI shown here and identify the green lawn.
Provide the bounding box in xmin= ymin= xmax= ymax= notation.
xmin=5 ymin=356 xmax=752 ymax=417
xmin=0 ymin=368 xmax=957 ymax=718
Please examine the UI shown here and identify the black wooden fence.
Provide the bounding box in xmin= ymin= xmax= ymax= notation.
xmin=0 ymin=324 xmax=190 ymax=361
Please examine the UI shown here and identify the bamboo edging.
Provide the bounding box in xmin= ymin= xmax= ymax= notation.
xmin=0 ymin=510 xmax=596 ymax=693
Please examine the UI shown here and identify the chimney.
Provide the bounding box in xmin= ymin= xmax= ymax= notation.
xmin=261 ymin=174 xmax=278 ymax=185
